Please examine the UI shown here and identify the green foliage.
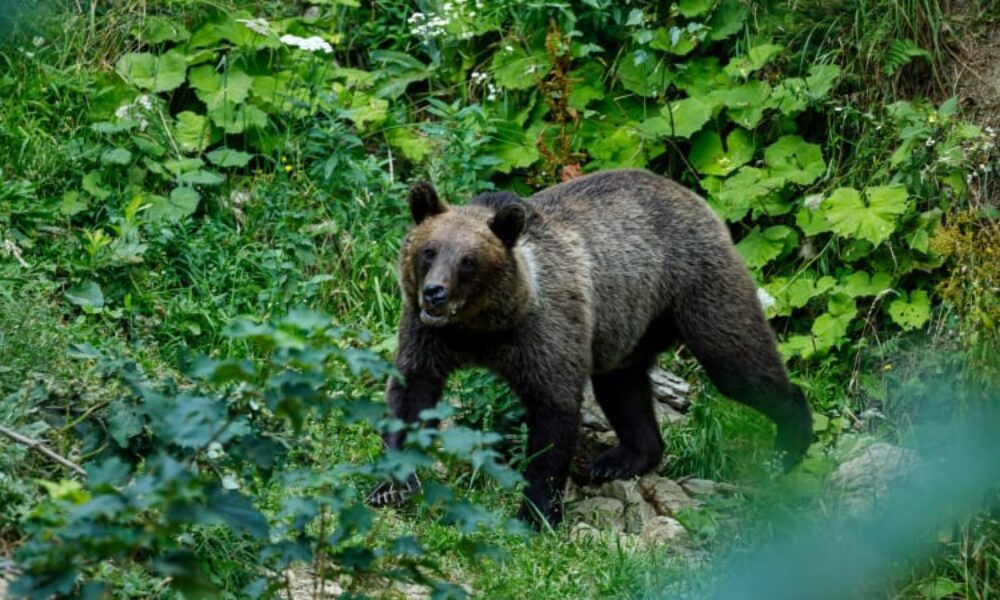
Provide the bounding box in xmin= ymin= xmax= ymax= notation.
xmin=10 ymin=310 xmax=521 ymax=598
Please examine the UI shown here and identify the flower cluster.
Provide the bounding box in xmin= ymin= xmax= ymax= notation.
xmin=408 ymin=0 xmax=481 ymax=41
xmin=114 ymin=94 xmax=154 ymax=131
xmin=756 ymin=287 xmax=777 ymax=311
xmin=237 ymin=18 xmax=270 ymax=36
xmin=279 ymin=34 xmax=333 ymax=54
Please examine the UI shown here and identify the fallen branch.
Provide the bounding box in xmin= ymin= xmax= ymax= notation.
xmin=0 ymin=424 xmax=86 ymax=477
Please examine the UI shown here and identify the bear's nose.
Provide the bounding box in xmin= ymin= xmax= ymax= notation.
xmin=422 ymin=284 xmax=448 ymax=307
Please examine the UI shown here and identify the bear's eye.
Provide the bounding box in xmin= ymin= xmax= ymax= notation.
xmin=420 ymin=247 xmax=437 ymax=263
xmin=459 ymin=255 xmax=477 ymax=274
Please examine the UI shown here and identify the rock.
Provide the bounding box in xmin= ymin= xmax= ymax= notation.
xmin=597 ymin=479 xmax=644 ymax=505
xmin=639 ymin=475 xmax=700 ymax=515
xmin=649 ymin=368 xmax=692 ymax=412
xmin=569 ymin=521 xmax=603 ymax=544
xmin=829 ymin=442 xmax=920 ymax=517
xmin=654 ymin=401 xmax=688 ymax=426
xmin=282 ymin=566 xmax=344 ymax=599
xmin=679 ymin=478 xmax=733 ymax=497
xmin=624 ymin=498 xmax=657 ymax=534
xmin=580 ymin=383 xmax=611 ymax=431
xmin=636 ymin=516 xmax=692 ymax=550
xmin=302 ymin=6 xmax=321 ymax=19
xmin=569 ymin=496 xmax=626 ymax=531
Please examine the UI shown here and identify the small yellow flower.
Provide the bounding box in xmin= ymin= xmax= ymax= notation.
xmin=928 ymin=113 xmax=938 ymax=124
xmin=284 ymin=164 xmax=293 ymax=173
xmin=883 ymin=363 xmax=893 ymax=372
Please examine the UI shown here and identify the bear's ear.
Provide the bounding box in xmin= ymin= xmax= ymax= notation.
xmin=408 ymin=181 xmax=447 ymax=224
xmin=488 ymin=203 xmax=527 ymax=248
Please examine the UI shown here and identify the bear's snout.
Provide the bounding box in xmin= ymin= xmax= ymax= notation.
xmin=421 ymin=284 xmax=448 ymax=308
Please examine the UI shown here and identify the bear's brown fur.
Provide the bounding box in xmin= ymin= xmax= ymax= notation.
xmin=369 ymin=169 xmax=812 ymax=526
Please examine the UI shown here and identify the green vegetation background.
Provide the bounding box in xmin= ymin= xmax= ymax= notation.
xmin=0 ymin=0 xmax=998 ymax=598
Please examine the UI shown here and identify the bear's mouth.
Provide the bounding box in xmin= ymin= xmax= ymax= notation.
xmin=419 ymin=302 xmax=462 ymax=326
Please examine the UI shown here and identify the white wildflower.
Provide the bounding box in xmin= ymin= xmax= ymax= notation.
xmin=114 ymin=96 xmax=151 ymax=131
xmin=803 ymin=193 xmax=824 ymax=211
xmin=925 ymin=137 xmax=935 ymax=147
xmin=756 ymin=287 xmax=776 ymax=311
xmin=237 ymin=18 xmax=271 ymax=36
xmin=229 ymin=189 xmax=251 ymax=205
xmin=2 ymin=238 xmax=28 ymax=268
xmin=504 ymin=44 xmax=514 ymax=52
xmin=834 ymin=106 xmax=844 ymax=112
xmin=135 ymin=94 xmax=153 ymax=110
xmin=32 ymin=36 xmax=45 ymax=47
xmin=486 ymin=83 xmax=499 ymax=102
xmin=280 ymin=34 xmax=333 ymax=53
xmin=471 ymin=70 xmax=488 ymax=85
xmin=207 ymin=442 xmax=225 ymax=460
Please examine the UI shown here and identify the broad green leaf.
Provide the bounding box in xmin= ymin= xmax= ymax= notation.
xmin=736 ymin=225 xmax=797 ymax=269
xmin=589 ymin=125 xmax=647 ymax=168
xmin=115 ymin=52 xmax=156 ymax=89
xmin=144 ymin=16 xmax=191 ymax=43
xmin=821 ymin=185 xmax=908 ymax=246
xmin=650 ymin=25 xmax=705 ymax=56
xmin=617 ymin=50 xmax=671 ymax=96
xmin=838 ymin=271 xmax=892 ymax=297
xmin=661 ymin=95 xmax=717 ymax=139
xmin=811 ymin=293 xmax=858 ymax=351
xmin=148 ymin=187 xmax=200 ymax=221
xmin=705 ymin=166 xmax=770 ymax=221
xmin=66 ymin=281 xmax=105 ymax=310
xmin=107 ymin=401 xmax=143 ymax=447
xmin=764 ymin=273 xmax=836 ymax=316
xmin=491 ymin=43 xmax=552 ymax=90
xmin=723 ymin=80 xmax=771 ymax=128
xmin=888 ymin=290 xmax=931 ymax=330
xmin=100 ymin=148 xmax=132 ymax=165
xmin=178 ymin=169 xmax=225 ymax=186
xmin=706 ymin=0 xmax=749 ymax=41
xmin=60 ymin=191 xmax=88 ymax=216
xmin=764 ymin=135 xmax=825 ymax=185
xmin=189 ymin=65 xmax=253 ymax=111
xmin=206 ymin=148 xmax=254 ymax=168
xmin=153 ymin=49 xmax=188 ymax=93
xmin=724 ymin=44 xmax=784 ymax=78
xmin=673 ymin=58 xmax=726 ymax=95
xmin=770 ymin=78 xmax=809 ymax=115
xmin=209 ymin=102 xmax=269 ymax=134
xmin=174 ymin=111 xmax=212 ymax=153
xmin=806 ymin=64 xmax=840 ymax=98
xmin=689 ymin=128 xmax=754 ymax=176
xmin=485 ymin=120 xmax=539 ymax=173
xmin=204 ymin=488 xmax=270 ymax=539
xmin=82 ymin=171 xmax=111 ymax=200
xmin=567 ymin=64 xmax=606 ymax=110
xmin=678 ymin=0 xmax=715 ymax=18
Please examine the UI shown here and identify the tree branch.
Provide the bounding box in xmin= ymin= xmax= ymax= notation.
xmin=0 ymin=424 xmax=86 ymax=477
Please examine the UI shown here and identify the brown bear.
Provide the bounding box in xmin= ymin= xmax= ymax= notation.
xmin=368 ymin=169 xmax=812 ymax=527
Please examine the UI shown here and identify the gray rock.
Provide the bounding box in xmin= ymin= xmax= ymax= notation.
xmin=302 ymin=6 xmax=321 ymax=19
xmin=655 ymin=401 xmax=688 ymax=426
xmin=829 ymin=442 xmax=920 ymax=517
xmin=569 ymin=521 xmax=603 ymax=544
xmin=597 ymin=479 xmax=645 ymax=506
xmin=680 ymin=478 xmax=734 ymax=497
xmin=569 ymin=496 xmax=626 ymax=530
xmin=624 ymin=498 xmax=658 ymax=534
xmin=639 ymin=475 xmax=700 ymax=515
xmin=649 ymin=368 xmax=692 ymax=412
xmin=636 ymin=516 xmax=692 ymax=550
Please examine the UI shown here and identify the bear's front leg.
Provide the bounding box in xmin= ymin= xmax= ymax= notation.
xmin=368 ymin=372 xmax=445 ymax=508
xmin=515 ymin=389 xmax=582 ymax=529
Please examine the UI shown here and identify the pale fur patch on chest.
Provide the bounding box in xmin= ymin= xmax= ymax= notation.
xmin=514 ymin=239 xmax=541 ymax=308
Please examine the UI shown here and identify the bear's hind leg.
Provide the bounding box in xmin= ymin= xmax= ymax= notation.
xmin=674 ymin=280 xmax=813 ymax=468
xmin=588 ymin=359 xmax=665 ymax=483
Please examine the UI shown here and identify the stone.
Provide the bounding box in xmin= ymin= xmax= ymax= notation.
xmin=569 ymin=521 xmax=603 ymax=544
xmin=649 ymin=368 xmax=692 ymax=412
xmin=654 ymin=401 xmax=688 ymax=426
xmin=638 ymin=475 xmax=700 ymax=516
xmin=636 ymin=516 xmax=692 ymax=550
xmin=597 ymin=479 xmax=645 ymax=506
xmin=569 ymin=496 xmax=626 ymax=531
xmin=624 ymin=498 xmax=658 ymax=534
xmin=829 ymin=442 xmax=920 ymax=517
xmin=680 ymin=478 xmax=721 ymax=497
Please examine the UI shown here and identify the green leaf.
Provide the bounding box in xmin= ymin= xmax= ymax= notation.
xmin=736 ymin=225 xmax=797 ymax=269
xmin=678 ymin=0 xmax=715 ymax=17
xmin=485 ymin=120 xmax=539 ymax=173
xmin=821 ymin=185 xmax=908 ymax=246
xmin=189 ymin=65 xmax=253 ymax=111
xmin=204 ymin=488 xmax=270 ymax=539
xmin=689 ymin=128 xmax=755 ymax=176
xmin=724 ymin=44 xmax=784 ymax=78
xmin=764 ymin=135 xmax=825 ymax=185
xmin=148 ymin=187 xmax=200 ymax=221
xmin=617 ymin=50 xmax=671 ymax=96
xmin=114 ymin=50 xmax=186 ymax=92
xmin=107 ymin=401 xmax=143 ymax=447
xmin=206 ymin=148 xmax=253 ymax=168
xmin=706 ymin=0 xmax=749 ymax=41
xmin=100 ymin=148 xmax=132 ymax=165
xmin=723 ymin=80 xmax=771 ymax=128
xmin=491 ymin=43 xmax=552 ymax=90
xmin=152 ymin=49 xmax=188 ymax=93
xmin=144 ymin=16 xmax=191 ymax=43
xmin=66 ymin=281 xmax=105 ymax=310
xmin=805 ymin=64 xmax=840 ymax=98
xmin=178 ymin=169 xmax=225 ymax=186
xmin=174 ymin=111 xmax=212 ymax=153
xmin=705 ymin=166 xmax=770 ymax=221
xmin=837 ymin=271 xmax=892 ymax=297
xmin=888 ymin=290 xmax=931 ymax=331
xmin=209 ymin=103 xmax=269 ymax=134
xmin=661 ymin=95 xmax=718 ymax=139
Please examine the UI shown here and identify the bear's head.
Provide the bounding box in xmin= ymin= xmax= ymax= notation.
xmin=399 ymin=181 xmax=530 ymax=328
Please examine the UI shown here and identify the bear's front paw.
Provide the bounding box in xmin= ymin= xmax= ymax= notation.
xmin=367 ymin=474 xmax=421 ymax=508
xmin=587 ymin=444 xmax=658 ymax=483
